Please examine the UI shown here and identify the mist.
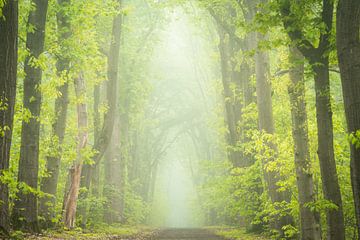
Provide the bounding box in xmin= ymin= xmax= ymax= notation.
xmin=146 ymin=7 xmax=221 ymax=228
xmin=1 ymin=0 xmax=359 ymax=239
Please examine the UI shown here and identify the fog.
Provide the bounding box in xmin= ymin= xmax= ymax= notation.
xmin=3 ymin=0 xmax=358 ymax=238
xmin=145 ymin=7 xmax=222 ymax=227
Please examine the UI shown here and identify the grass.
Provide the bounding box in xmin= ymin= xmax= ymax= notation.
xmin=9 ymin=224 xmax=154 ymax=240
xmin=213 ymin=227 xmax=269 ymax=240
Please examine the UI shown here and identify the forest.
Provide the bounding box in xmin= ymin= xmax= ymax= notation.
xmin=1 ymin=0 xmax=360 ymax=239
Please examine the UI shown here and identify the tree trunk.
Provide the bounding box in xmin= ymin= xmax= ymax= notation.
xmin=62 ymin=74 xmax=88 ymax=229
xmin=255 ymin=32 xmax=293 ymax=236
xmin=217 ymin=27 xmax=240 ymax=167
xmin=12 ymin=0 xmax=48 ymax=232
xmin=288 ymin=47 xmax=321 ymax=240
xmin=104 ymin=114 xmax=124 ymax=224
xmin=336 ymin=0 xmax=360 ymax=236
xmin=239 ymin=31 xmax=257 ymax=168
xmin=311 ymin=56 xmax=345 ymax=240
xmin=39 ymin=0 xmax=71 ymax=226
xmin=90 ymin=84 xmax=101 ymax=197
xmin=0 ymin=0 xmax=18 ymax=235
xmin=280 ymin=0 xmax=346 ymax=238
xmin=78 ymin=1 xmax=123 ymax=225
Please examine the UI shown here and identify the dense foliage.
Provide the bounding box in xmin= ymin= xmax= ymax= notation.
xmin=1 ymin=0 xmax=360 ymax=240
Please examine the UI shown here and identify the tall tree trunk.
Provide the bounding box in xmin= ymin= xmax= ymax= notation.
xmin=12 ymin=0 xmax=48 ymax=232
xmin=337 ymin=1 xmax=360 ymax=236
xmin=78 ymin=1 xmax=123 ymax=225
xmin=39 ymin=0 xmax=71 ymax=226
xmin=312 ymin=56 xmax=345 ymax=240
xmin=217 ymin=27 xmax=240 ymax=167
xmin=0 ymin=0 xmax=18 ymax=235
xmin=104 ymin=114 xmax=124 ymax=224
xmin=280 ymin=1 xmax=346 ymax=238
xmin=288 ymin=47 xmax=321 ymax=240
xmin=255 ymin=33 xmax=293 ymax=236
xmin=90 ymin=84 xmax=101 ymax=197
xmin=239 ymin=32 xmax=257 ymax=168
xmin=76 ymin=83 xmax=101 ymax=227
xmin=62 ymin=74 xmax=88 ymax=229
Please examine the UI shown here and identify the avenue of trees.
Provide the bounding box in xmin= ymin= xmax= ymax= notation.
xmin=0 ymin=0 xmax=360 ymax=239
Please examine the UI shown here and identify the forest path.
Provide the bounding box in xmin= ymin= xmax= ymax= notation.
xmin=153 ymin=228 xmax=224 ymax=240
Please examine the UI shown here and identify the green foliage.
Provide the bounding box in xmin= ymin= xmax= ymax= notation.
xmin=123 ymin=186 xmax=150 ymax=225
xmin=349 ymin=130 xmax=360 ymax=149
xmin=2 ymin=0 xmax=358 ymax=238
xmin=216 ymin=227 xmax=269 ymax=240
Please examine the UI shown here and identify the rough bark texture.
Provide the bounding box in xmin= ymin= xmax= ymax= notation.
xmin=62 ymin=74 xmax=88 ymax=229
xmin=336 ymin=0 xmax=360 ymax=236
xmin=280 ymin=1 xmax=345 ymax=238
xmin=39 ymin=0 xmax=71 ymax=226
xmin=288 ymin=47 xmax=321 ymax=240
xmin=12 ymin=0 xmax=48 ymax=232
xmin=0 ymin=0 xmax=18 ymax=235
xmin=255 ymin=33 xmax=293 ymax=236
xmin=78 ymin=1 xmax=123 ymax=224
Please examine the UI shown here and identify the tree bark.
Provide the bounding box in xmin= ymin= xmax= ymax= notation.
xmin=104 ymin=113 xmax=125 ymax=224
xmin=288 ymin=47 xmax=321 ymax=240
xmin=39 ymin=0 xmax=71 ymax=226
xmin=336 ymin=0 xmax=360 ymax=237
xmin=0 ymin=0 xmax=18 ymax=235
xmin=255 ymin=32 xmax=293 ymax=237
xmin=336 ymin=0 xmax=360 ymax=236
xmin=280 ymin=1 xmax=346 ymax=238
xmin=12 ymin=0 xmax=48 ymax=232
xmin=62 ymin=74 xmax=88 ymax=229
xmin=312 ymin=56 xmax=345 ymax=240
xmin=91 ymin=84 xmax=101 ymax=197
xmin=216 ymin=27 xmax=240 ymax=167
xmin=78 ymin=0 xmax=123 ymax=225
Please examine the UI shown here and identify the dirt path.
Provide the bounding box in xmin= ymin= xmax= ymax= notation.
xmin=154 ymin=228 xmax=224 ymax=240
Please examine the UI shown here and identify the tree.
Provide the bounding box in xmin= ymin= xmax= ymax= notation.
xmin=12 ymin=0 xmax=49 ymax=232
xmin=336 ymin=0 xmax=360 ymax=237
xmin=243 ymin=0 xmax=295 ymax=235
xmin=255 ymin=31 xmax=294 ymax=237
xmin=103 ymin=113 xmax=125 ymax=223
xmin=287 ymin=47 xmax=321 ymax=240
xmin=78 ymin=0 xmax=123 ymax=225
xmin=279 ymin=0 xmax=346 ymax=239
xmin=0 ymin=0 xmax=18 ymax=235
xmin=62 ymin=73 xmax=88 ymax=229
xmin=39 ymin=0 xmax=72 ymax=226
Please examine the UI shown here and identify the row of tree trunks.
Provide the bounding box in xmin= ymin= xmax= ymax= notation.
xmin=0 ymin=0 xmax=18 ymax=235
xmin=280 ymin=0 xmax=346 ymax=238
xmin=78 ymin=0 xmax=123 ymax=225
xmin=211 ymin=0 xmax=259 ymax=227
xmin=39 ymin=0 xmax=72 ymax=227
xmin=336 ymin=0 xmax=360 ymax=237
xmin=288 ymin=47 xmax=321 ymax=240
xmin=62 ymin=74 xmax=88 ymax=229
xmin=12 ymin=0 xmax=49 ymax=233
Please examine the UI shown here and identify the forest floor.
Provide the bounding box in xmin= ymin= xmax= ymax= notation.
xmin=15 ymin=227 xmax=268 ymax=240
